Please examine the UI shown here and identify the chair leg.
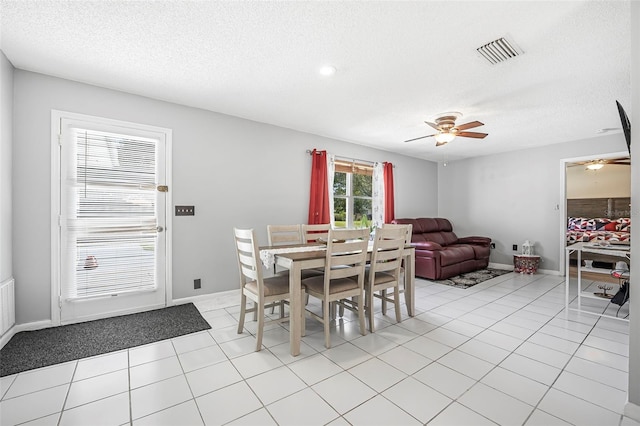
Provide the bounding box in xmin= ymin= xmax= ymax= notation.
xmin=393 ymin=286 xmax=402 ymax=323
xmin=357 ymin=294 xmax=366 ymax=336
xmin=279 ymin=300 xmax=285 ymax=319
xmin=252 ymin=302 xmax=258 ymax=321
xmin=237 ymin=292 xmax=247 ymax=334
xmin=324 ymin=298 xmax=331 ymax=349
xmin=255 ymin=301 xmax=264 ymax=351
xmin=367 ymin=287 xmax=375 ymax=332
xmin=301 ymin=291 xmax=307 ymax=337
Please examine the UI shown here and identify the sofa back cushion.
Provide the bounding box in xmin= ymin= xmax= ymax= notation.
xmin=393 ymin=218 xmax=459 ymax=246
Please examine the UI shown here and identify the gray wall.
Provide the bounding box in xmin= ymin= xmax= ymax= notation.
xmin=437 ymin=134 xmax=627 ymax=271
xmin=0 ymin=51 xmax=13 ymax=283
xmin=12 ymin=70 xmax=438 ymax=325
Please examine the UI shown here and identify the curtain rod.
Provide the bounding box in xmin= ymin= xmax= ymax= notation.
xmin=305 ymin=149 xmax=376 ymax=166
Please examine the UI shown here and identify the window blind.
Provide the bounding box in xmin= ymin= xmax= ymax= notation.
xmin=61 ymin=128 xmax=159 ymax=300
xmin=334 ymin=159 xmax=373 ymax=176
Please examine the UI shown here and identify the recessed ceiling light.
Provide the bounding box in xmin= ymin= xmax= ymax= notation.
xmin=319 ymin=65 xmax=337 ymax=76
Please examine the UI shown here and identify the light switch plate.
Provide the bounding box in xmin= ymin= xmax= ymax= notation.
xmin=175 ymin=205 xmax=195 ymax=216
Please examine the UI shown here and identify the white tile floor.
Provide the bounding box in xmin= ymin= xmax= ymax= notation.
xmin=2 ymin=272 xmax=640 ymax=425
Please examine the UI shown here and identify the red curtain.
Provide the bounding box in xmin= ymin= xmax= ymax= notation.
xmin=308 ymin=149 xmax=330 ymax=224
xmin=383 ymin=162 xmax=395 ymax=223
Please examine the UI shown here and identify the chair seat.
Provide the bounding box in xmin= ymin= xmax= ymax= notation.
xmin=303 ymin=275 xmax=359 ymax=295
xmin=245 ymin=273 xmax=290 ymax=297
xmin=364 ymin=269 xmax=396 ymax=286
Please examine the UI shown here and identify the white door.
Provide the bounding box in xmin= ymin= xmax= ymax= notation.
xmin=55 ymin=113 xmax=171 ymax=324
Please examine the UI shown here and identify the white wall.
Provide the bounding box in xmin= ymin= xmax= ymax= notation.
xmin=0 ymin=51 xmax=13 ymax=283
xmin=437 ymin=134 xmax=627 ymax=271
xmin=12 ymin=70 xmax=438 ymax=325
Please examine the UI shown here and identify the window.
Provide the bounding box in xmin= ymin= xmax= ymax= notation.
xmin=333 ymin=160 xmax=373 ymax=229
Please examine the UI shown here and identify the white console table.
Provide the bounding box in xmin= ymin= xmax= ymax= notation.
xmin=565 ymin=242 xmax=630 ymax=320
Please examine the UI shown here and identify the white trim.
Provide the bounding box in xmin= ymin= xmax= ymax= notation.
xmin=1 ymin=319 xmax=55 ymax=350
xmin=51 ymin=110 xmax=172 ymax=325
xmin=174 ymin=289 xmax=240 ymax=311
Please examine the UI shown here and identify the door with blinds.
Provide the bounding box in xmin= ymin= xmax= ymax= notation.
xmin=55 ymin=113 xmax=170 ymax=324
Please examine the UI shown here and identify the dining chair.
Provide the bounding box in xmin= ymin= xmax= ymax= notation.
xmin=301 ymin=228 xmax=369 ymax=349
xmin=267 ymin=224 xmax=304 ymax=247
xmin=302 ymin=223 xmax=331 ymax=243
xmin=364 ymin=226 xmax=406 ymax=332
xmin=381 ymin=223 xmax=413 ymax=314
xmin=233 ymin=227 xmax=306 ymax=351
xmin=266 ymin=224 xmax=317 ymax=313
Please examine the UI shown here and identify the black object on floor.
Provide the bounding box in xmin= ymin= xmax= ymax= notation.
xmin=0 ymin=303 xmax=211 ymax=377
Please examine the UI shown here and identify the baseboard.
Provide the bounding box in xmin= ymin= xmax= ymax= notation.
xmin=624 ymin=401 xmax=640 ymax=422
xmin=488 ymin=262 xmax=513 ymax=271
xmin=173 ymin=289 xmax=240 ymax=312
xmin=1 ymin=319 xmax=55 ymax=350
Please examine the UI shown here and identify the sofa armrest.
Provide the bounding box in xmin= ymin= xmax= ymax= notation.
xmin=413 ymin=241 xmax=444 ymax=251
xmin=457 ymin=236 xmax=491 ymax=246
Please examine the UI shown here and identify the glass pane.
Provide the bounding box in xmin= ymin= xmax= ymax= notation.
xmin=353 ymin=198 xmax=372 ymax=229
xmin=333 ymin=197 xmax=347 ymax=228
xmin=333 ymin=172 xmax=346 ymax=196
xmin=353 ymin=173 xmax=372 ymax=197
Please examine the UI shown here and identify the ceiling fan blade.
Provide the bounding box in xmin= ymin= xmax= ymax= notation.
xmin=424 ymin=121 xmax=440 ymax=131
xmin=457 ymin=131 xmax=488 ymax=139
xmin=404 ymin=134 xmax=436 ymax=143
xmin=455 ymin=120 xmax=484 ymax=131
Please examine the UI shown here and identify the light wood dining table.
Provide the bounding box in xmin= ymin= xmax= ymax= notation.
xmin=260 ymin=243 xmax=416 ymax=356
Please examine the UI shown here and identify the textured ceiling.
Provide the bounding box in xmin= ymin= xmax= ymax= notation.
xmin=0 ymin=1 xmax=632 ymax=162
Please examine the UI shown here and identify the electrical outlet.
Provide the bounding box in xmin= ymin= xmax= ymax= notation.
xmin=176 ymin=205 xmax=195 ymax=216
xmin=194 ymin=278 xmax=201 ymax=289
xmin=490 ymin=243 xmax=496 ymax=249
xmin=512 ymin=244 xmax=518 ymax=251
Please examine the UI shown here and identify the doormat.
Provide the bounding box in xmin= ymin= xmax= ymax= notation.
xmin=434 ymin=268 xmax=511 ymax=289
xmin=0 ymin=303 xmax=211 ymax=377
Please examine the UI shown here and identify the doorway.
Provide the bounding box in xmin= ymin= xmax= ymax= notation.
xmin=52 ymin=111 xmax=172 ymax=325
xmin=560 ymin=151 xmax=630 ymax=276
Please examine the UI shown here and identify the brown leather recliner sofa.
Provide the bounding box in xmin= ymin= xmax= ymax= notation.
xmin=392 ymin=218 xmax=491 ymax=280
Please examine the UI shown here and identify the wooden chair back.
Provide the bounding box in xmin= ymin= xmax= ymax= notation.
xmin=302 ymin=223 xmax=331 ymax=243
xmin=233 ymin=228 xmax=264 ymax=290
xmin=324 ymin=228 xmax=369 ymax=284
xmin=382 ymin=223 xmax=413 ymax=245
xmin=370 ymin=227 xmax=406 ymax=278
xmin=267 ymin=224 xmax=303 ymax=246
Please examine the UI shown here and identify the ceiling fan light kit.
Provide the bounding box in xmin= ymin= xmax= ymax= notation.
xmin=586 ymin=161 xmax=605 ymax=170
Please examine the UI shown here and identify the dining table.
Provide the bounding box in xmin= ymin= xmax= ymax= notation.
xmin=259 ymin=242 xmax=416 ymax=356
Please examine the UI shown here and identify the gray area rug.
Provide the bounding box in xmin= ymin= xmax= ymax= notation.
xmin=0 ymin=303 xmax=211 ymax=377
xmin=434 ymin=268 xmax=511 ymax=289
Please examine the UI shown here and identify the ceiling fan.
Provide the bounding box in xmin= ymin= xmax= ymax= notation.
xmin=404 ymin=112 xmax=488 ymax=146
xmin=569 ymin=157 xmax=631 ymax=170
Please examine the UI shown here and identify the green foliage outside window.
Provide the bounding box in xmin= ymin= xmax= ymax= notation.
xmin=333 ymin=171 xmax=372 ymax=229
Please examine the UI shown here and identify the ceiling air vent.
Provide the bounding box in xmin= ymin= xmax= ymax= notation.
xmin=476 ymin=37 xmax=522 ymax=65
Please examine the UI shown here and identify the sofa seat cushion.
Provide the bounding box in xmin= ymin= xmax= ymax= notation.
xmin=439 ymin=245 xmax=476 ymax=266
xmin=468 ymin=244 xmax=490 ymax=259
